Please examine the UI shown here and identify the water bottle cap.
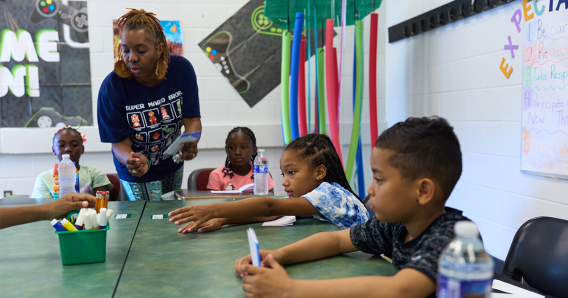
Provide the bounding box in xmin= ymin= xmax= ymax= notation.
xmin=454 ymin=221 xmax=479 ymax=237
xmin=258 ymin=149 xmax=265 ymax=152
xmin=62 ymin=154 xmax=70 ymax=159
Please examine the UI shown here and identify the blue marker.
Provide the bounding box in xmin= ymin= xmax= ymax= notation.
xmin=51 ymin=219 xmax=66 ymax=232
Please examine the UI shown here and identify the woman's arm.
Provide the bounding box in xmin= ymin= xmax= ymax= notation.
xmin=169 ymin=197 xmax=318 ymax=232
xmin=111 ymin=137 xmax=148 ymax=178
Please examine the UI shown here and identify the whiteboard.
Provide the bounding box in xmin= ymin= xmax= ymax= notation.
xmin=522 ymin=4 xmax=568 ymax=179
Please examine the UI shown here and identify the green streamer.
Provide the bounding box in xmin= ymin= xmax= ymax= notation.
xmin=317 ymin=48 xmax=326 ymax=134
xmin=281 ymin=31 xmax=292 ymax=145
xmin=346 ymin=20 xmax=363 ymax=182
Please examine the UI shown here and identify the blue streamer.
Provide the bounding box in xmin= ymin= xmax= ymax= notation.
xmin=289 ymin=12 xmax=304 ymax=140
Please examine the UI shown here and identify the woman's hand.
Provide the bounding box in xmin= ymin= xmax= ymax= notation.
xmin=168 ymin=204 xmax=216 ymax=233
xmin=126 ymin=152 xmax=148 ymax=177
xmin=235 ymin=250 xmax=282 ymax=277
xmin=180 ymin=141 xmax=198 ymax=160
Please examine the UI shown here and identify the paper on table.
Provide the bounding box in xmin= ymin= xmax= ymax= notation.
xmin=211 ymin=183 xmax=254 ymax=194
xmin=247 ymin=228 xmax=260 ymax=266
xmin=262 ymin=216 xmax=296 ymax=226
xmin=492 ymin=280 xmax=544 ymax=298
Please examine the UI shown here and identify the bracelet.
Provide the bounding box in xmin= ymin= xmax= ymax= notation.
xmin=146 ymin=160 xmax=151 ymax=172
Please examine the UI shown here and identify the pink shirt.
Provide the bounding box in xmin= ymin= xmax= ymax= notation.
xmin=207 ymin=165 xmax=275 ymax=191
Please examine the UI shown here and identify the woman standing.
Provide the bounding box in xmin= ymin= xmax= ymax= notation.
xmin=98 ymin=9 xmax=201 ymax=201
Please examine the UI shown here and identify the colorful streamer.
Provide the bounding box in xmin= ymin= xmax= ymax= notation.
xmin=346 ymin=20 xmax=364 ymax=182
xmin=306 ymin=6 xmax=312 ymax=133
xmin=280 ymin=30 xmax=292 ymax=145
xmin=289 ymin=12 xmax=305 ymax=141
xmin=369 ymin=13 xmax=379 ymax=145
xmin=332 ymin=47 xmax=340 ymax=124
xmin=325 ymin=19 xmax=342 ymax=163
xmin=337 ymin=0 xmax=347 ymax=130
xmin=298 ymin=36 xmax=308 ymax=136
xmin=352 ymin=37 xmax=365 ymax=199
xmin=317 ymin=48 xmax=326 ymax=135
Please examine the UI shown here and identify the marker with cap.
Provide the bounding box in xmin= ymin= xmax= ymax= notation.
xmin=83 ymin=212 xmax=93 ymax=230
xmin=51 ymin=219 xmax=66 ymax=232
xmin=99 ymin=208 xmax=108 ymax=229
xmin=90 ymin=210 xmax=98 ymax=230
xmin=106 ymin=209 xmax=115 ymax=222
xmin=60 ymin=218 xmax=78 ymax=231
xmin=74 ymin=209 xmax=86 ymax=230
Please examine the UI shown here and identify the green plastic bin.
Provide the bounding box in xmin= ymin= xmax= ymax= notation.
xmin=55 ymin=213 xmax=109 ymax=265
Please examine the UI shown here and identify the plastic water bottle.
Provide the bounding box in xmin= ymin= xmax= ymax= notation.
xmin=437 ymin=221 xmax=493 ymax=298
xmin=253 ymin=149 xmax=269 ymax=195
xmin=58 ymin=154 xmax=77 ymax=198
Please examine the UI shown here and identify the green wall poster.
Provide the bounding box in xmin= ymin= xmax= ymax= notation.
xmin=0 ymin=0 xmax=91 ymax=127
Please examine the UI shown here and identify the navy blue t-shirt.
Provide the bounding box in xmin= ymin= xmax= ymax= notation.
xmin=97 ymin=56 xmax=200 ymax=183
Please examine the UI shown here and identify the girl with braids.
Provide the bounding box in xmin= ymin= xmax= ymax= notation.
xmin=207 ymin=127 xmax=275 ymax=191
xmin=97 ymin=9 xmax=201 ymax=201
xmin=32 ymin=127 xmax=113 ymax=199
xmin=168 ymin=133 xmax=369 ymax=233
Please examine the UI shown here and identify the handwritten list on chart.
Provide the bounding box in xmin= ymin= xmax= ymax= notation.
xmin=522 ymin=7 xmax=568 ymax=178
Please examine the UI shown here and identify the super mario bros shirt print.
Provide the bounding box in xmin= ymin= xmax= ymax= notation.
xmin=97 ymin=56 xmax=200 ymax=183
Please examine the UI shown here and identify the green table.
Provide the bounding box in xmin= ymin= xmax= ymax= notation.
xmin=114 ymin=199 xmax=397 ymax=297
xmin=0 ymin=201 xmax=145 ymax=298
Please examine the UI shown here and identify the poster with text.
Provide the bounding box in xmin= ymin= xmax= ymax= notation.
xmin=522 ymin=5 xmax=568 ymax=178
xmin=113 ymin=20 xmax=183 ymax=59
xmin=0 ymin=0 xmax=92 ymax=127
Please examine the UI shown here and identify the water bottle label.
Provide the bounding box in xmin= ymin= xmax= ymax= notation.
xmin=437 ymin=274 xmax=491 ymax=298
xmin=254 ymin=165 xmax=268 ymax=174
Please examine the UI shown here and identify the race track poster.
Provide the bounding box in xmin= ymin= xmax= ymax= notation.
xmin=0 ymin=0 xmax=92 ymax=128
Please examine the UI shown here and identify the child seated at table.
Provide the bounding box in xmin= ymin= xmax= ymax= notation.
xmin=169 ymin=133 xmax=369 ymax=233
xmin=32 ymin=127 xmax=113 ymax=199
xmin=207 ymin=127 xmax=275 ymax=192
xmin=235 ymin=116 xmax=470 ymax=298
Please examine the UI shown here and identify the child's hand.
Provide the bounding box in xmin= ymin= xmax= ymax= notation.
xmin=180 ymin=141 xmax=198 ymax=160
xmin=46 ymin=193 xmax=96 ymax=220
xmin=168 ymin=205 xmax=215 ymax=233
xmin=241 ymin=254 xmax=294 ymax=298
xmin=194 ymin=218 xmax=224 ymax=233
xmin=235 ymin=250 xmax=280 ymax=277
xmin=127 ymin=152 xmax=148 ymax=177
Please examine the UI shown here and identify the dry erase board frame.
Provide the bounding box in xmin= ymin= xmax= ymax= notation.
xmin=520 ymin=2 xmax=568 ymax=180
xmin=388 ymin=0 xmax=517 ymax=43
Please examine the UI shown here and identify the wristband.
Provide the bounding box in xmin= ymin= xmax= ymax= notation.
xmin=146 ymin=160 xmax=151 ymax=172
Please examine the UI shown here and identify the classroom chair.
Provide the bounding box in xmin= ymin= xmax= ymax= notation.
xmin=501 ymin=216 xmax=568 ymax=298
xmin=187 ymin=168 xmax=215 ymax=191
xmin=106 ymin=174 xmax=128 ymax=201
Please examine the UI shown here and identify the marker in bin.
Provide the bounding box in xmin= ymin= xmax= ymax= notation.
xmin=51 ymin=207 xmax=114 ymax=232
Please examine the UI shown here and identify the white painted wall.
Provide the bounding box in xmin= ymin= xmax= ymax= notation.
xmin=385 ymin=0 xmax=568 ymax=260
xmin=0 ymin=0 xmax=386 ymax=197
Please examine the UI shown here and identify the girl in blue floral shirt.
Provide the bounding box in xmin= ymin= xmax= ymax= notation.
xmin=168 ymin=133 xmax=369 ymax=233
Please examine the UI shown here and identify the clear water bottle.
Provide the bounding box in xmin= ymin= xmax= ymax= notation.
xmin=58 ymin=154 xmax=77 ymax=198
xmin=253 ymin=149 xmax=269 ymax=195
xmin=437 ymin=221 xmax=493 ymax=298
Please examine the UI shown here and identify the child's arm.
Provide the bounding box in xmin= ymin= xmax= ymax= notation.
xmin=189 ymin=216 xmax=281 ymax=233
xmin=168 ymin=196 xmax=318 ymax=233
xmin=241 ymin=256 xmax=435 ymax=298
xmin=236 ymin=229 xmax=356 ymax=274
